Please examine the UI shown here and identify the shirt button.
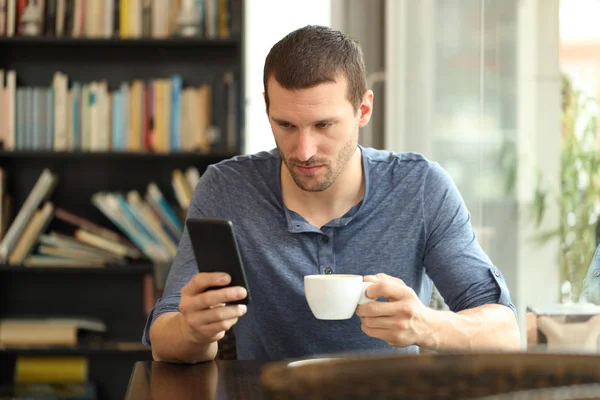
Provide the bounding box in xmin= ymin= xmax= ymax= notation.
xmin=321 ymin=236 xmax=329 ymax=244
xmin=494 ymin=269 xmax=500 ymax=277
xmin=594 ymin=269 xmax=600 ymax=278
xmin=324 ymin=267 xmax=333 ymax=275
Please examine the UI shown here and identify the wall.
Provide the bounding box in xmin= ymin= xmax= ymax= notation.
xmin=515 ymin=0 xmax=561 ymax=320
xmin=331 ymin=0 xmax=386 ymax=149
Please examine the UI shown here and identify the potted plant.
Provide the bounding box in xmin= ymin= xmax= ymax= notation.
xmin=531 ymin=75 xmax=600 ymax=300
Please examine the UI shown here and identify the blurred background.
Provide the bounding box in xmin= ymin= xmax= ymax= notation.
xmin=1 ymin=0 xmax=600 ymax=399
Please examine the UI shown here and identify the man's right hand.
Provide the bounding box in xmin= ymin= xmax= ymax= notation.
xmin=178 ymin=272 xmax=248 ymax=345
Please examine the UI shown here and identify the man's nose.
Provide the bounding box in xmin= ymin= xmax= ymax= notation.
xmin=294 ymin=131 xmax=317 ymax=162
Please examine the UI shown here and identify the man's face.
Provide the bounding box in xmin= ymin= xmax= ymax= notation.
xmin=266 ymin=75 xmax=372 ymax=192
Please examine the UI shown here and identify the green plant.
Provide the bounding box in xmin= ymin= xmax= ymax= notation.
xmin=498 ymin=136 xmax=517 ymax=196
xmin=531 ymin=75 xmax=600 ymax=299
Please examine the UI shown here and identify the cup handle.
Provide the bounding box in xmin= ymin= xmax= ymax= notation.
xmin=358 ymin=281 xmax=374 ymax=304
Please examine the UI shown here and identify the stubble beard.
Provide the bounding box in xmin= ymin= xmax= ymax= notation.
xmin=278 ymin=139 xmax=356 ymax=192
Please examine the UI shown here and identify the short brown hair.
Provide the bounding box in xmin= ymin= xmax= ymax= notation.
xmin=263 ymin=25 xmax=367 ymax=112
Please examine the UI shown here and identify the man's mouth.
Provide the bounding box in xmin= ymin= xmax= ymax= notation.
xmin=295 ymin=165 xmax=323 ymax=175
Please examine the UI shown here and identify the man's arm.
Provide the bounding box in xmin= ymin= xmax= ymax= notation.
xmin=420 ymin=304 xmax=520 ymax=351
xmin=357 ymin=274 xmax=520 ymax=351
xmin=142 ymin=166 xmax=247 ymax=363
xmin=148 ymin=271 xmax=247 ymax=363
xmin=421 ymin=162 xmax=520 ymax=347
xmin=149 ymin=312 xmax=218 ymax=363
xmin=357 ymin=161 xmax=520 ymax=351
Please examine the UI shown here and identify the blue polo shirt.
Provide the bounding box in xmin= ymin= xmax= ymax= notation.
xmin=142 ymin=146 xmax=515 ymax=361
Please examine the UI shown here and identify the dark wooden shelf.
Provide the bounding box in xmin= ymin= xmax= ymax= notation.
xmin=0 ymin=36 xmax=243 ymax=90
xmin=0 ymin=36 xmax=241 ymax=49
xmin=0 ymin=263 xmax=154 ymax=274
xmin=0 ymin=150 xmax=238 ymax=160
xmin=0 ymin=342 xmax=151 ymax=356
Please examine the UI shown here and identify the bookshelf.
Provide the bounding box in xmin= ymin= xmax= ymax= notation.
xmin=0 ymin=262 xmax=154 ymax=273
xmin=0 ymin=36 xmax=241 ymax=47
xmin=0 ymin=342 xmax=152 ymax=356
xmin=0 ymin=1 xmax=245 ymax=399
xmin=0 ymin=37 xmax=243 ymax=153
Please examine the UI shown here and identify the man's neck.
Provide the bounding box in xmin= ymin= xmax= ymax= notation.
xmin=281 ymin=148 xmax=365 ymax=228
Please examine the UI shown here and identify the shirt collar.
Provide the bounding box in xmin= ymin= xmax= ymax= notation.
xmin=276 ymin=145 xmax=371 ymax=233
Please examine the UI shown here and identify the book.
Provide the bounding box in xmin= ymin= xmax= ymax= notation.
xmin=0 ymin=68 xmax=241 ymax=153
xmin=1 ymin=0 xmax=238 ymax=39
xmin=13 ymin=356 xmax=89 ymax=383
xmin=0 ymin=169 xmax=58 ymax=262
xmin=0 ymin=317 xmax=106 ymax=347
xmin=8 ymin=201 xmax=54 ymax=264
xmin=54 ymin=206 xmax=137 ymax=251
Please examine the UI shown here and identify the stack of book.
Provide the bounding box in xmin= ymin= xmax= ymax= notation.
xmin=0 ymin=316 xmax=106 ymax=347
xmin=0 ymin=0 xmax=241 ymax=40
xmin=0 ymin=69 xmax=240 ymax=153
xmin=0 ymin=165 xmax=199 ymax=266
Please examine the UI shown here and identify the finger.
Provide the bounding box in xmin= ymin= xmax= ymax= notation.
xmin=196 ymin=317 xmax=240 ymax=339
xmin=366 ymin=281 xmax=412 ymax=302
xmin=361 ymin=316 xmax=409 ymax=330
xmin=360 ymin=324 xmax=392 ymax=343
xmin=200 ymin=286 xmax=247 ymax=308
xmin=355 ymin=300 xmax=401 ymax=318
xmin=194 ymin=304 xmax=247 ymax=326
xmin=182 ymin=272 xmax=232 ymax=296
xmin=182 ymin=286 xmax=247 ymax=312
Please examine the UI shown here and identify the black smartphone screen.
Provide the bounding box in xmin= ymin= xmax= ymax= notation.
xmin=186 ymin=218 xmax=251 ymax=305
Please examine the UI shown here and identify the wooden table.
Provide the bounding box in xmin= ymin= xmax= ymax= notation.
xmin=125 ymin=360 xmax=267 ymax=399
xmin=124 ymin=352 xmax=600 ymax=399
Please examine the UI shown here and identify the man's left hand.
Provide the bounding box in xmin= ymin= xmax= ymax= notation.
xmin=355 ymin=273 xmax=433 ymax=348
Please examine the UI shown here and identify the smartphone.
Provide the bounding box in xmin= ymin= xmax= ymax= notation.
xmin=185 ymin=218 xmax=251 ymax=305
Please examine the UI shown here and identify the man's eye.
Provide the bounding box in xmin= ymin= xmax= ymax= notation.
xmin=279 ymin=123 xmax=291 ymax=128
xmin=316 ymin=123 xmax=330 ymax=128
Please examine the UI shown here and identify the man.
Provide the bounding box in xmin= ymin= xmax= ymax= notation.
xmin=142 ymin=25 xmax=520 ymax=363
xmin=580 ymin=243 xmax=600 ymax=305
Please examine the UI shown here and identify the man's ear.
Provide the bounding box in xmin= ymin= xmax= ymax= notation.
xmin=263 ymin=92 xmax=269 ymax=116
xmin=358 ymin=90 xmax=374 ymax=128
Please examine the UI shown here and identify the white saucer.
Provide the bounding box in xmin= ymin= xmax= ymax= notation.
xmin=287 ymin=357 xmax=344 ymax=368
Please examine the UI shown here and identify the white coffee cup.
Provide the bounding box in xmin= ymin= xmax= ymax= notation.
xmin=304 ymin=274 xmax=373 ymax=320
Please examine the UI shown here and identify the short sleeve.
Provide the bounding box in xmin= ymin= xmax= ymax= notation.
xmin=421 ymin=162 xmax=516 ymax=316
xmin=141 ymin=166 xmax=221 ymax=346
